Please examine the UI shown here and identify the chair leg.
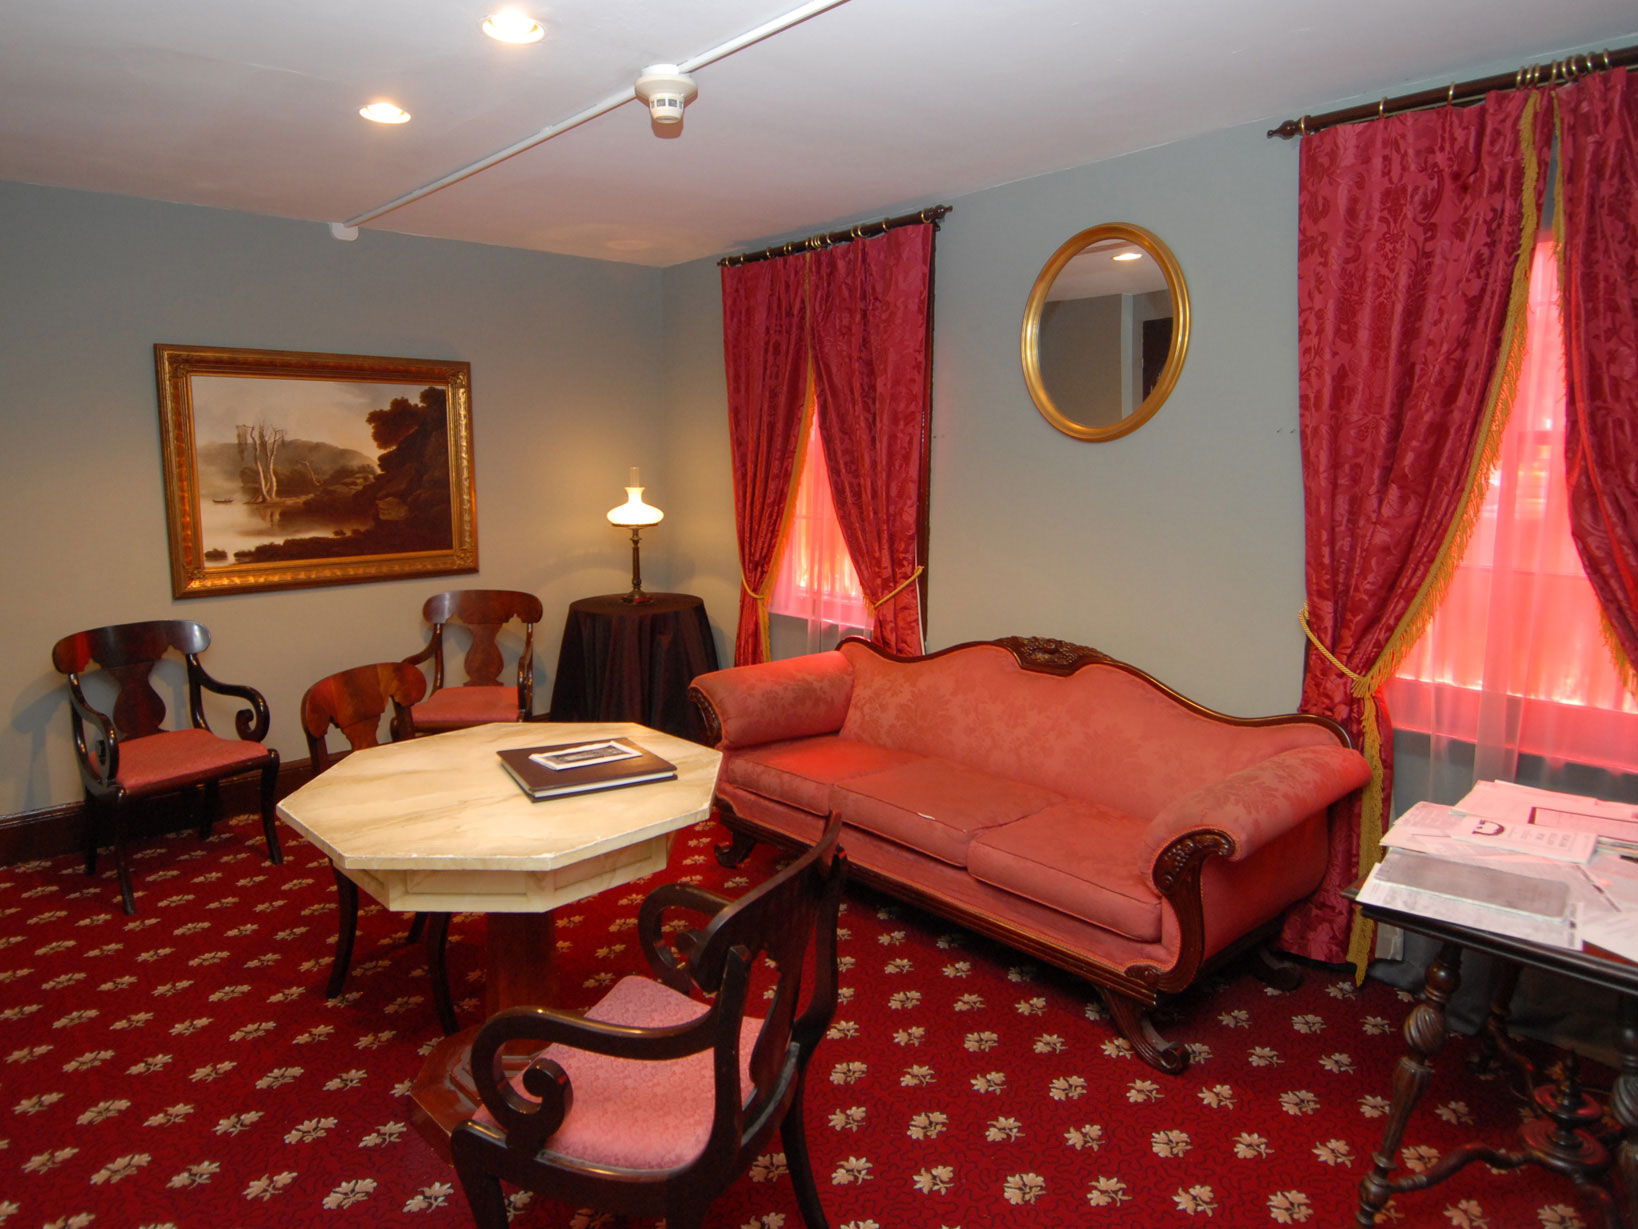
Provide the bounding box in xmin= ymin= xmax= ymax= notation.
xmin=83 ymin=791 xmax=100 ymax=876
xmin=781 ymin=1077 xmax=830 ymax=1229
xmin=111 ymin=804 xmax=136 ymax=916
xmin=199 ymin=781 xmax=220 ymax=840
xmin=425 ymin=912 xmax=457 ymax=1035
xmin=451 ymin=1136 xmax=510 ymax=1229
xmin=258 ymin=759 xmax=283 ymax=864
xmin=327 ymin=867 xmax=359 ymax=999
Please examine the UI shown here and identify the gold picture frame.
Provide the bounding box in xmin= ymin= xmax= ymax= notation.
xmin=154 ymin=344 xmax=477 ymax=597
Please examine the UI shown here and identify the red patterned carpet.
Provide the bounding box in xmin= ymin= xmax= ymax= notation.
xmin=0 ymin=814 xmax=1617 ymax=1228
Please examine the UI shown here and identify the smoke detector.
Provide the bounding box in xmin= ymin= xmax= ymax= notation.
xmin=635 ymin=64 xmax=697 ymax=126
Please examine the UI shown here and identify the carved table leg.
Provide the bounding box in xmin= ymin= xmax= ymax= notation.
xmin=1358 ymin=941 xmax=1463 ymax=1225
xmin=1614 ymin=995 xmax=1638 ymax=1229
xmin=1473 ymin=959 xmax=1533 ymax=1091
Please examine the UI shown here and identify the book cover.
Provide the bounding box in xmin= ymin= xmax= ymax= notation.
xmin=496 ymin=737 xmax=677 ymax=801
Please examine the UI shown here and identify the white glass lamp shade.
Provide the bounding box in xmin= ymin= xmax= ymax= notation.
xmin=607 ymin=468 xmax=664 ymax=527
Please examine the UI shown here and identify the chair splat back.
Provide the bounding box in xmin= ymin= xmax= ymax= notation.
xmin=678 ymin=819 xmax=846 ymax=1109
xmin=52 ymin=619 xmax=216 ymax=740
xmin=300 ymin=662 xmax=427 ymax=772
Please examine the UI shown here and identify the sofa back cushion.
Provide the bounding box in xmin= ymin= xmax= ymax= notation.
xmin=837 ymin=641 xmax=1340 ymax=821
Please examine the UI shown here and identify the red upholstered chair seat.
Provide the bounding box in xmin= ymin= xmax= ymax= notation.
xmin=474 ymin=975 xmax=759 ymax=1170
xmin=410 ymin=684 xmax=520 ymax=730
xmin=115 ymin=728 xmax=274 ymax=794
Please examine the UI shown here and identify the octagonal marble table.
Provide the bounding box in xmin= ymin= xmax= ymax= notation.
xmin=276 ymin=721 xmax=721 ymax=1014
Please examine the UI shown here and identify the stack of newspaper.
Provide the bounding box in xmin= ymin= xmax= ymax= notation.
xmin=1358 ymin=781 xmax=1638 ymax=956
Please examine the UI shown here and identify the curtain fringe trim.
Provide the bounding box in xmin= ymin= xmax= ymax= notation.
xmin=1326 ymin=92 xmax=1547 ymax=978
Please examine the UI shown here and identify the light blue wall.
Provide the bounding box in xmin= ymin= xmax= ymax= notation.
xmin=0 ymin=181 xmax=666 ymax=814
xmin=662 ymin=119 xmax=1308 ymax=717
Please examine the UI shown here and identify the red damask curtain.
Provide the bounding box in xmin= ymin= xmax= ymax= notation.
xmin=809 ymin=224 xmax=936 ymax=656
xmin=1285 ymin=91 xmax=1551 ymax=967
xmin=721 ymin=256 xmax=811 ymax=665
xmin=1558 ymin=67 xmax=1638 ymax=694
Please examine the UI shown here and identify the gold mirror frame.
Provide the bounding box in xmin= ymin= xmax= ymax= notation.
xmin=1020 ymin=222 xmax=1191 ymax=441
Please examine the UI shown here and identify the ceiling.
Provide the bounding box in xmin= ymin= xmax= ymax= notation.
xmin=3 ymin=1 xmax=1635 ymax=268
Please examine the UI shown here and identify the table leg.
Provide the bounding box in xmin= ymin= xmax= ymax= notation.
xmin=1614 ymin=995 xmax=1638 ymax=1229
xmin=1358 ymin=941 xmax=1463 ymax=1225
xmin=484 ymin=911 xmax=557 ymax=1015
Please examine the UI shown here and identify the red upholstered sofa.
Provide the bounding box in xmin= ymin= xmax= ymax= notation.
xmin=688 ymin=637 xmax=1371 ymax=1073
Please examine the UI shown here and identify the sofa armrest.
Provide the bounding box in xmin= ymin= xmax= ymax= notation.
xmin=688 ymin=651 xmax=855 ymax=749
xmin=1141 ymin=744 xmax=1372 ymax=876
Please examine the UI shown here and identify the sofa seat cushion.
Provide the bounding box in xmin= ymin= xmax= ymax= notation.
xmin=834 ymin=760 xmax=1064 ymax=867
xmin=721 ymin=736 xmax=930 ymax=817
xmin=968 ymin=801 xmax=1162 ymax=943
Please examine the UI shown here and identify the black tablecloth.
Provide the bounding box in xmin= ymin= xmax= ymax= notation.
xmin=548 ymin=593 xmax=721 ymax=742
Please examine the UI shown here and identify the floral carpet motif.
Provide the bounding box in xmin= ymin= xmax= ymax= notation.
xmin=0 ymin=814 xmax=1617 ymax=1227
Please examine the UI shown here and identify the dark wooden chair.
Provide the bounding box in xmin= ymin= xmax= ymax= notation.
xmin=299 ymin=661 xmax=458 ymax=1034
xmin=413 ymin=814 xmax=847 ymax=1229
xmin=401 ymin=590 xmax=544 ymax=734
xmin=51 ymin=619 xmax=282 ymax=915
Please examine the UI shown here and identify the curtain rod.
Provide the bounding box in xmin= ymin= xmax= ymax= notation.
xmin=718 ymin=204 xmax=952 ymax=267
xmin=1268 ymin=43 xmax=1638 ymax=139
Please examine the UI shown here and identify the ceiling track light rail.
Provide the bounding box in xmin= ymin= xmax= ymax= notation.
xmin=330 ymin=0 xmax=851 ymax=240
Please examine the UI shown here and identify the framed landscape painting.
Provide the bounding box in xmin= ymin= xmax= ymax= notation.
xmin=154 ymin=345 xmax=477 ymax=597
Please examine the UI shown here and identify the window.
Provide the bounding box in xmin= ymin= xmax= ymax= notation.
xmin=769 ymin=409 xmax=872 ymax=630
xmin=1387 ymin=235 xmax=1638 ymax=773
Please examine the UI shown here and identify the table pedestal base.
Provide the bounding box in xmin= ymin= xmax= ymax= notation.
xmin=1357 ymin=945 xmax=1638 ymax=1229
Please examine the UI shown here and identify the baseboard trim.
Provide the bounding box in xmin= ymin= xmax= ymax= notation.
xmin=0 ymin=759 xmax=314 ymax=867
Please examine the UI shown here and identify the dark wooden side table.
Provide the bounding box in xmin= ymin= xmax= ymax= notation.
xmin=548 ymin=593 xmax=721 ymax=742
xmin=1350 ymin=887 xmax=1638 ymax=1228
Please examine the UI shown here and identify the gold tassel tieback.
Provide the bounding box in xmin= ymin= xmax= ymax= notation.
xmin=869 ymin=566 xmax=924 ymax=611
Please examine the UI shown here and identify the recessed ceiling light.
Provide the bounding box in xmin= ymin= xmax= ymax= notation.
xmin=359 ymin=101 xmax=411 ymax=125
xmin=482 ymin=9 xmax=545 ymax=44
xmin=1113 ymin=250 xmax=1143 ymax=262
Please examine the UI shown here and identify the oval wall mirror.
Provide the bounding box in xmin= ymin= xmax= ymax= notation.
xmin=1020 ymin=222 xmax=1190 ymax=441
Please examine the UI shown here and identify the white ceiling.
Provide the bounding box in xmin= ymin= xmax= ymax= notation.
xmin=3 ymin=0 xmax=1634 ymax=268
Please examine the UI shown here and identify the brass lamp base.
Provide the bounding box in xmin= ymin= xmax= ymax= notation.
xmin=621 ymin=526 xmax=653 ymax=604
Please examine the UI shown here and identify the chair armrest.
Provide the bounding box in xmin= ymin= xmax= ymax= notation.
xmin=638 ymin=883 xmax=733 ymax=992
xmin=467 ymin=994 xmax=721 ymax=1153
xmin=1141 ymin=744 xmax=1372 ymax=876
xmin=63 ymin=675 xmax=119 ymax=788
xmin=688 ymin=651 xmax=854 ymax=749
xmin=189 ymin=662 xmax=271 ymax=741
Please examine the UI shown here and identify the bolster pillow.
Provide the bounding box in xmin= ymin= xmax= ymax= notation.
xmin=689 ymin=651 xmax=855 ymax=749
xmin=1141 ymin=743 xmax=1372 ymax=874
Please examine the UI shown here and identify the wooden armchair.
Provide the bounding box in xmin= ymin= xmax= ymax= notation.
xmin=51 ymin=619 xmax=282 ymax=915
xmin=401 ymin=589 xmax=544 ymax=734
xmin=414 ymin=814 xmax=848 ymax=1229
xmin=299 ymin=661 xmax=458 ymax=1034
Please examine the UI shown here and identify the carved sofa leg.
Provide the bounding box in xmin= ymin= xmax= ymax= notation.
xmin=1104 ymin=989 xmax=1190 ymax=1074
xmin=1248 ymin=945 xmax=1303 ymax=993
xmin=716 ymin=826 xmax=759 ymax=868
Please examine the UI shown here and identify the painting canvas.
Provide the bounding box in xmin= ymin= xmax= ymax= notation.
xmin=155 ymin=345 xmax=477 ymax=597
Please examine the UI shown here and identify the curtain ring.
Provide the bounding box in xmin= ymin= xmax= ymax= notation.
xmin=1446 ymin=82 xmax=1456 ymax=106
xmin=1298 ymin=115 xmax=1308 ymax=136
xmin=1377 ymin=98 xmax=1386 ymax=120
